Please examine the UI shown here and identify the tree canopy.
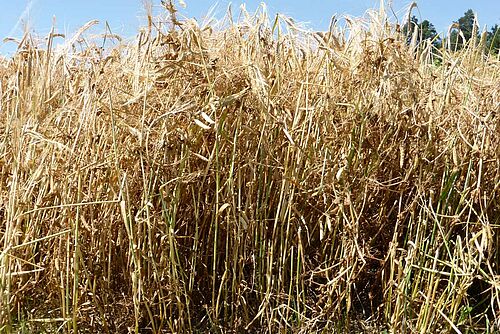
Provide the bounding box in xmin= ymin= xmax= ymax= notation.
xmin=402 ymin=16 xmax=441 ymax=48
xmin=486 ymin=24 xmax=499 ymax=54
xmin=448 ymin=9 xmax=478 ymax=50
xmin=406 ymin=9 xmax=499 ymax=55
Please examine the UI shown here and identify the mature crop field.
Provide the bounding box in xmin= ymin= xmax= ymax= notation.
xmin=0 ymin=2 xmax=499 ymax=333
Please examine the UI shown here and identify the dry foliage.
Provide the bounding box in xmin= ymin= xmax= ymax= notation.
xmin=0 ymin=2 xmax=499 ymax=333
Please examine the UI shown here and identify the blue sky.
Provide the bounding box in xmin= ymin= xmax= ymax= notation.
xmin=1 ymin=1 xmax=499 ymax=55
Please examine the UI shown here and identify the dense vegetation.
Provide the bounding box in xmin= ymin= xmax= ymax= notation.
xmin=0 ymin=2 xmax=499 ymax=333
xmin=403 ymin=8 xmax=499 ymax=54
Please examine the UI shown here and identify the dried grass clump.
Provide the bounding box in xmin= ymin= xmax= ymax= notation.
xmin=1 ymin=2 xmax=499 ymax=333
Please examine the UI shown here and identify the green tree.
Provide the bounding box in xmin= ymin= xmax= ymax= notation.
xmin=486 ymin=24 xmax=499 ymax=55
xmin=402 ymin=16 xmax=441 ymax=48
xmin=420 ymin=19 xmax=441 ymax=48
xmin=449 ymin=9 xmax=478 ymax=50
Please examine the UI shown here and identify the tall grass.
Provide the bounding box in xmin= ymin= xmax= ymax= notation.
xmin=0 ymin=2 xmax=499 ymax=333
